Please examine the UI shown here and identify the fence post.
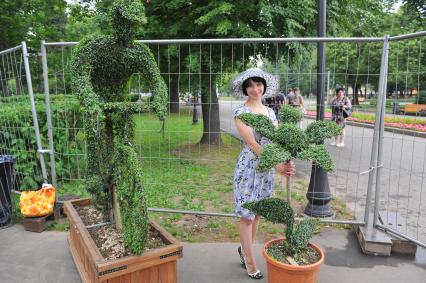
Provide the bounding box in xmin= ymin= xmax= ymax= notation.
xmin=363 ymin=36 xmax=389 ymax=225
xmin=373 ymin=35 xmax=389 ymax=226
xmin=22 ymin=41 xmax=48 ymax=183
xmin=41 ymin=40 xmax=57 ymax=189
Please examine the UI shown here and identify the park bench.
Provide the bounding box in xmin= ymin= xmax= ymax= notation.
xmin=399 ymin=103 xmax=426 ymax=116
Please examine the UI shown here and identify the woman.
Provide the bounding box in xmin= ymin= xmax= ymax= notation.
xmin=331 ymin=87 xmax=352 ymax=147
xmin=232 ymin=68 xmax=296 ymax=279
xmin=286 ymin=87 xmax=305 ymax=113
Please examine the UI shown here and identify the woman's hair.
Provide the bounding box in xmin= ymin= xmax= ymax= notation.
xmin=336 ymin=87 xmax=345 ymax=94
xmin=242 ymin=76 xmax=267 ymax=96
xmin=293 ymin=87 xmax=300 ymax=92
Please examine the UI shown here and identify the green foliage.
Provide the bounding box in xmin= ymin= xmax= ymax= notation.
xmin=288 ymin=217 xmax=319 ymax=254
xmin=305 ymin=121 xmax=343 ymax=144
xmin=298 ymin=145 xmax=335 ymax=172
xmin=274 ymin=124 xmax=307 ymax=157
xmin=70 ymin=0 xmax=167 ymax=254
xmin=279 ymin=105 xmax=304 ymax=124
xmin=0 ymin=94 xmax=84 ymax=189
xmin=243 ymin=198 xmax=319 ymax=255
xmin=113 ymin=143 xmax=148 ymax=254
xmin=237 ymin=113 xmax=275 ymax=141
xmin=258 ymin=144 xmax=291 ymax=171
xmin=239 ymin=108 xmax=338 ymax=172
xmin=0 ymin=0 xmax=67 ymax=50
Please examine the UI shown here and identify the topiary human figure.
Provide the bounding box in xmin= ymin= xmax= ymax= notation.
xmin=70 ymin=0 xmax=167 ymax=254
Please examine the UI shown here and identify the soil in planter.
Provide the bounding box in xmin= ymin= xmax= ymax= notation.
xmin=266 ymin=239 xmax=320 ymax=266
xmin=75 ymin=204 xmax=166 ymax=260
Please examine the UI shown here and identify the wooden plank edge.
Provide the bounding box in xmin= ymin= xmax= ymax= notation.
xmin=96 ymin=242 xmax=182 ymax=272
xmin=97 ymin=253 xmax=179 ymax=281
xmin=68 ymin=235 xmax=93 ymax=283
xmin=65 ymin=200 xmax=104 ymax=262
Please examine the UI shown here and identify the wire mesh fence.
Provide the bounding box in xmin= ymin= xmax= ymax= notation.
xmin=1 ymin=34 xmax=425 ymax=245
xmin=42 ymin=39 xmax=385 ymax=222
xmin=0 ymin=44 xmax=46 ymax=191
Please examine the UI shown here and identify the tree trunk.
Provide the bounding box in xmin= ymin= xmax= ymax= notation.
xmin=353 ymin=85 xmax=359 ymax=105
xmin=169 ymin=75 xmax=179 ymax=113
xmin=199 ymin=73 xmax=222 ymax=145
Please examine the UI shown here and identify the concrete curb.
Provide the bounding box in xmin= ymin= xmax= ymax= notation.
xmin=304 ymin=116 xmax=426 ymax=139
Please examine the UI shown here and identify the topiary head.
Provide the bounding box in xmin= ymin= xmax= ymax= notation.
xmin=112 ymin=0 xmax=147 ymax=43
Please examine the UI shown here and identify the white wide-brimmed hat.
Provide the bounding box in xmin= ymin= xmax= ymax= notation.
xmin=231 ymin=68 xmax=280 ymax=98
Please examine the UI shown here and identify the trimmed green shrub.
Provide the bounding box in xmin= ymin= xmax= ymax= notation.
xmin=238 ymin=105 xmax=342 ymax=171
xmin=243 ymin=198 xmax=319 ymax=256
xmin=0 ymin=94 xmax=84 ymax=189
xmin=70 ymin=0 xmax=168 ymax=254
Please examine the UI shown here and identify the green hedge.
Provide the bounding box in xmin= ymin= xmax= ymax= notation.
xmin=0 ymin=94 xmax=85 ymax=189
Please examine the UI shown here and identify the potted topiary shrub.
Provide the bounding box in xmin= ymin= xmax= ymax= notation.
xmin=65 ymin=1 xmax=182 ymax=282
xmin=238 ymin=105 xmax=342 ymax=283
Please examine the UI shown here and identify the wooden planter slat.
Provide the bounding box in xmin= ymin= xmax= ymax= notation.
xmin=65 ymin=199 xmax=182 ymax=283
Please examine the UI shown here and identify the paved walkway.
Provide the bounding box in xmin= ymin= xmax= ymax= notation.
xmin=1 ymin=224 xmax=425 ymax=283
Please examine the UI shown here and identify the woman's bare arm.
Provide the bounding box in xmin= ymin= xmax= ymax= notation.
xmin=235 ymin=117 xmax=263 ymax=155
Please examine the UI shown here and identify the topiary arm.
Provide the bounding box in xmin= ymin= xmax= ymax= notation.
xmin=70 ymin=40 xmax=102 ymax=115
xmin=237 ymin=112 xmax=275 ymax=140
xmin=305 ymin=121 xmax=343 ymax=144
xmin=298 ymin=144 xmax=335 ymax=172
xmin=257 ymin=143 xmax=292 ymax=171
xmin=70 ymin=40 xmax=107 ymax=208
xmin=128 ymin=43 xmax=168 ymax=120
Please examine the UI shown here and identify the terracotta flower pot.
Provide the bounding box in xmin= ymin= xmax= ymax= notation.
xmin=262 ymin=238 xmax=324 ymax=283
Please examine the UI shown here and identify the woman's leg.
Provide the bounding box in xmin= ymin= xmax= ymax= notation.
xmin=252 ymin=215 xmax=260 ymax=242
xmin=341 ymin=127 xmax=346 ymax=145
xmin=238 ymin=218 xmax=258 ymax=273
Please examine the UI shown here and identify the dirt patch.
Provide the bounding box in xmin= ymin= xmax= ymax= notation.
xmin=266 ymin=239 xmax=321 ymax=265
xmin=75 ymin=204 xmax=166 ymax=260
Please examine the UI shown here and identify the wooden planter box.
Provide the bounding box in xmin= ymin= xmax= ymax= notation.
xmin=64 ymin=199 xmax=183 ymax=283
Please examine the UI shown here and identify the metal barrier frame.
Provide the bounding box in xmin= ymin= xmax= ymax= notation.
xmin=35 ymin=31 xmax=426 ymax=247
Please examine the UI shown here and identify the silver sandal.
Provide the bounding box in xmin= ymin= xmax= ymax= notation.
xmin=247 ymin=269 xmax=264 ymax=280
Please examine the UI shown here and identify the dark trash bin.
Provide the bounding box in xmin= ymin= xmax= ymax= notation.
xmin=392 ymin=102 xmax=400 ymax=114
xmin=0 ymin=155 xmax=16 ymax=226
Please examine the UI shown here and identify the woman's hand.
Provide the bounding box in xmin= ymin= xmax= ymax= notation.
xmin=275 ymin=161 xmax=296 ymax=177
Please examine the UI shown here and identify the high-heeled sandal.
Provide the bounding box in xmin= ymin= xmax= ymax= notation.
xmin=247 ymin=269 xmax=264 ymax=279
xmin=237 ymin=246 xmax=246 ymax=269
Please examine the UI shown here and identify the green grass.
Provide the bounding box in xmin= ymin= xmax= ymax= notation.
xmin=133 ymin=109 xmax=242 ymax=213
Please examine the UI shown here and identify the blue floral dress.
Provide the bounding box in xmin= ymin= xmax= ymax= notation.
xmin=233 ymin=105 xmax=277 ymax=220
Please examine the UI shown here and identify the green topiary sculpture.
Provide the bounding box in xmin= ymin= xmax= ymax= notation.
xmin=240 ymin=105 xmax=342 ymax=258
xmin=70 ymin=0 xmax=167 ymax=254
xmin=242 ymin=198 xmax=319 ymax=256
xmin=238 ymin=105 xmax=342 ymax=172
